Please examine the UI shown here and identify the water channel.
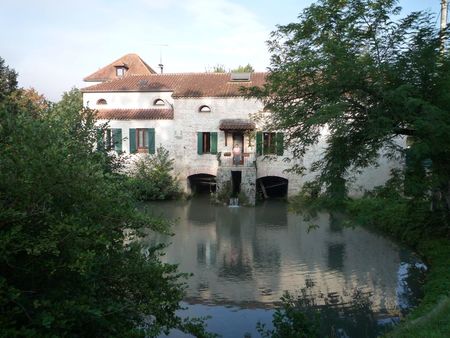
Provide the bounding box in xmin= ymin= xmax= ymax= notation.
xmin=141 ymin=197 xmax=426 ymax=338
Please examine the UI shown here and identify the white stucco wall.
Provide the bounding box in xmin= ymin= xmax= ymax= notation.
xmin=86 ymin=90 xmax=401 ymax=198
xmin=83 ymin=91 xmax=174 ymax=110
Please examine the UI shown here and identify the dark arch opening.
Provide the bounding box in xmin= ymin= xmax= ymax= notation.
xmin=256 ymin=176 xmax=288 ymax=199
xmin=188 ymin=174 xmax=216 ymax=194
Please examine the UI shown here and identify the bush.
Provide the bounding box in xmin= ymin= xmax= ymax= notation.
xmin=0 ymin=77 xmax=212 ymax=337
xmin=128 ymin=147 xmax=182 ymax=201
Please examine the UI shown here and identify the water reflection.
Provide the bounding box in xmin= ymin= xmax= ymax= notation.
xmin=142 ymin=197 xmax=425 ymax=336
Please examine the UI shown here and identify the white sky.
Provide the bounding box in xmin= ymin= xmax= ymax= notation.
xmin=0 ymin=0 xmax=441 ymax=101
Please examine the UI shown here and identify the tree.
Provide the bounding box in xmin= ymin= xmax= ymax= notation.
xmin=210 ymin=64 xmax=227 ymax=73
xmin=0 ymin=65 xmax=212 ymax=337
xmin=0 ymin=57 xmax=18 ymax=102
xmin=231 ymin=63 xmax=255 ymax=73
xmin=128 ymin=146 xmax=182 ymax=201
xmin=248 ymin=0 xmax=450 ymax=216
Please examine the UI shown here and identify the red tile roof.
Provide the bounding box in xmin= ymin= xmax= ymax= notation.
xmin=96 ymin=108 xmax=173 ymax=120
xmin=82 ymin=72 xmax=267 ymax=97
xmin=84 ymin=54 xmax=156 ymax=82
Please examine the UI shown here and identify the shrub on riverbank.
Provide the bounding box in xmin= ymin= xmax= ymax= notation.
xmin=0 ymin=61 xmax=212 ymax=337
xmin=127 ymin=147 xmax=182 ymax=201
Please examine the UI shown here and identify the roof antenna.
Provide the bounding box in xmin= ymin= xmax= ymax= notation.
xmin=153 ymin=44 xmax=168 ymax=74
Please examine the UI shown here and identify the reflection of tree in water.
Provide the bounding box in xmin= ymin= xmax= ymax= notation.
xmin=327 ymin=243 xmax=345 ymax=271
xmin=396 ymin=259 xmax=427 ymax=314
xmin=265 ymin=284 xmax=395 ymax=338
xmin=329 ymin=212 xmax=345 ymax=233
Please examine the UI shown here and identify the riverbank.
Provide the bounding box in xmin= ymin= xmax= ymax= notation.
xmin=383 ymin=238 xmax=450 ymax=337
xmin=342 ymin=195 xmax=450 ymax=337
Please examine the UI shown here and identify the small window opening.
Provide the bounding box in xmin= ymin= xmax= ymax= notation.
xmin=202 ymin=132 xmax=211 ymax=153
xmin=199 ymin=105 xmax=211 ymax=113
xmin=137 ymin=128 xmax=148 ymax=149
xmin=97 ymin=98 xmax=107 ymax=105
xmin=153 ymin=99 xmax=165 ymax=106
xmin=116 ymin=67 xmax=126 ymax=77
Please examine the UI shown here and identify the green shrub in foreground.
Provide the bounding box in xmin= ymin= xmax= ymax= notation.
xmin=128 ymin=147 xmax=182 ymax=201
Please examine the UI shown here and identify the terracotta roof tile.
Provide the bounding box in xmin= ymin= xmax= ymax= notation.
xmin=219 ymin=119 xmax=255 ymax=130
xmin=84 ymin=54 xmax=156 ymax=82
xmin=82 ymin=72 xmax=267 ymax=97
xmin=96 ymin=108 xmax=173 ymax=120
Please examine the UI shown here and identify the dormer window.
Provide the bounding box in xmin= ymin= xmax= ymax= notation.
xmin=199 ymin=105 xmax=211 ymax=113
xmin=97 ymin=99 xmax=107 ymax=105
xmin=116 ymin=67 xmax=126 ymax=77
xmin=114 ymin=63 xmax=128 ymax=77
xmin=153 ymin=99 xmax=165 ymax=106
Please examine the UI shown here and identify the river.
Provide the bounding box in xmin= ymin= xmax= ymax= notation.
xmin=140 ymin=197 xmax=426 ymax=337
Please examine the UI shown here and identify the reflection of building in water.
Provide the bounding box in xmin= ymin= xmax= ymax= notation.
xmin=142 ymin=200 xmax=416 ymax=314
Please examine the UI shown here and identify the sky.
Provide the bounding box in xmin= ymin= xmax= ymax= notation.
xmin=0 ymin=0 xmax=442 ymax=101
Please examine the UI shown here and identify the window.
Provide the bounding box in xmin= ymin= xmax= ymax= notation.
xmin=96 ymin=128 xmax=122 ymax=152
xmin=137 ymin=128 xmax=148 ymax=149
xmin=97 ymin=98 xmax=107 ymax=105
xmin=116 ymin=67 xmax=126 ymax=77
xmin=129 ymin=128 xmax=155 ymax=154
xmin=256 ymin=131 xmax=284 ymax=156
xmin=197 ymin=132 xmax=217 ymax=155
xmin=153 ymin=98 xmax=165 ymax=106
xmin=199 ymin=105 xmax=211 ymax=112
xmin=263 ymin=132 xmax=276 ymax=155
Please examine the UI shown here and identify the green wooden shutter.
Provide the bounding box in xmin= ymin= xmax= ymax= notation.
xmin=112 ymin=128 xmax=122 ymax=152
xmin=276 ymin=132 xmax=284 ymax=156
xmin=256 ymin=131 xmax=263 ymax=156
xmin=210 ymin=132 xmax=217 ymax=154
xmin=197 ymin=132 xmax=203 ymax=155
xmin=148 ymin=128 xmax=155 ymax=154
xmin=96 ymin=129 xmax=104 ymax=150
xmin=129 ymin=128 xmax=136 ymax=153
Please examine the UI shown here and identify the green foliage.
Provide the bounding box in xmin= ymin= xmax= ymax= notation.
xmin=345 ymin=170 xmax=444 ymax=244
xmin=215 ymin=181 xmax=232 ymax=204
xmin=211 ymin=64 xmax=227 ymax=73
xmin=257 ymin=292 xmax=320 ymax=338
xmin=128 ymin=146 xmax=182 ymax=201
xmin=247 ymin=0 xmax=450 ymax=213
xmin=237 ymin=190 xmax=249 ymax=206
xmin=207 ymin=63 xmax=255 ymax=73
xmin=0 ymin=57 xmax=18 ymax=102
xmin=0 ymin=68 xmax=212 ymax=337
xmin=231 ymin=64 xmax=255 ymax=73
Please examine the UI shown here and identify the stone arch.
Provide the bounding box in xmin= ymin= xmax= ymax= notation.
xmin=188 ymin=173 xmax=216 ymax=194
xmin=256 ymin=175 xmax=288 ymax=199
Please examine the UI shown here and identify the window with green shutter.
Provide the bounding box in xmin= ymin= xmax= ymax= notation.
xmin=112 ymin=128 xmax=122 ymax=152
xmin=197 ymin=132 xmax=203 ymax=155
xmin=210 ymin=132 xmax=217 ymax=154
xmin=197 ymin=132 xmax=217 ymax=154
xmin=256 ymin=131 xmax=263 ymax=156
xmin=258 ymin=131 xmax=284 ymax=156
xmin=96 ymin=129 xmax=104 ymax=151
xmin=276 ymin=132 xmax=284 ymax=156
xmin=129 ymin=128 xmax=136 ymax=153
xmin=148 ymin=128 xmax=155 ymax=154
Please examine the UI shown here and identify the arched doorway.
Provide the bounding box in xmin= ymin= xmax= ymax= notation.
xmin=256 ymin=176 xmax=288 ymax=199
xmin=188 ymin=174 xmax=216 ymax=194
